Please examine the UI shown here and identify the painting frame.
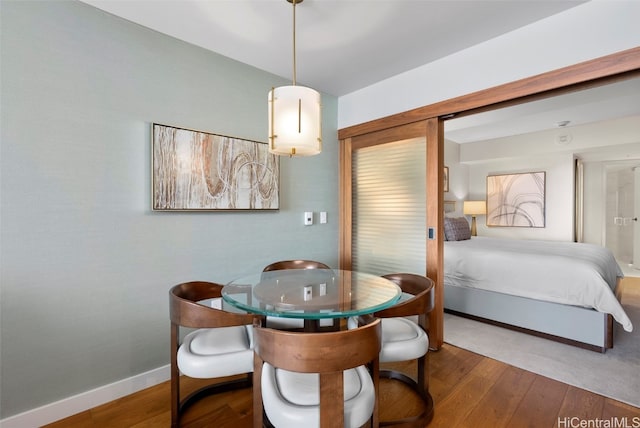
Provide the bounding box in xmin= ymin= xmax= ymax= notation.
xmin=152 ymin=123 xmax=280 ymax=211
xmin=486 ymin=171 xmax=545 ymax=228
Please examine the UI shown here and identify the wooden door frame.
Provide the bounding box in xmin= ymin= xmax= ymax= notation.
xmin=339 ymin=47 xmax=640 ymax=350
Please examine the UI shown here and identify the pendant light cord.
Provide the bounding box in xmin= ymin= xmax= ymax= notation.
xmin=292 ymin=0 xmax=297 ymax=86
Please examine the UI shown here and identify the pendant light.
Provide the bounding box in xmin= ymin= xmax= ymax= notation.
xmin=268 ymin=0 xmax=322 ymax=157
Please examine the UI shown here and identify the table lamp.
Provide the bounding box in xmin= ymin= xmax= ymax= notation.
xmin=463 ymin=200 xmax=486 ymax=236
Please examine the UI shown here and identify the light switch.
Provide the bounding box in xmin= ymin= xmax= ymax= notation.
xmin=304 ymin=211 xmax=313 ymax=225
xmin=320 ymin=211 xmax=327 ymax=224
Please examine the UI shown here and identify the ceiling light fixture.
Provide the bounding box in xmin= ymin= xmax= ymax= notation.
xmin=268 ymin=0 xmax=322 ymax=157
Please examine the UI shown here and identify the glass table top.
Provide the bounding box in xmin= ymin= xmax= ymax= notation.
xmin=221 ymin=269 xmax=401 ymax=319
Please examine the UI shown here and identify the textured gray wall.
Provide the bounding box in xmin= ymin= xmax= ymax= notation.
xmin=0 ymin=0 xmax=339 ymax=417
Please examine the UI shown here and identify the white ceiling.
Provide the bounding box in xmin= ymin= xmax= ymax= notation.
xmin=80 ymin=0 xmax=639 ymax=144
xmin=445 ymin=77 xmax=640 ymax=144
xmin=80 ymin=0 xmax=585 ymax=97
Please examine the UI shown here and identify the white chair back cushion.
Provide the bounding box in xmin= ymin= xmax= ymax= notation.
xmin=261 ymin=364 xmax=375 ymax=428
xmin=177 ymin=325 xmax=254 ymax=378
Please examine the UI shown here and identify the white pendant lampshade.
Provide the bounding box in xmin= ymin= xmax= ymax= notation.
xmin=268 ymin=85 xmax=322 ymax=157
xmin=268 ymin=0 xmax=322 ymax=157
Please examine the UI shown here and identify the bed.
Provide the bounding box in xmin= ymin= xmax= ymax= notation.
xmin=442 ymin=219 xmax=633 ymax=352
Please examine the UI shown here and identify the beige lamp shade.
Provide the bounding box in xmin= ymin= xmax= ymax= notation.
xmin=463 ymin=200 xmax=486 ymax=216
xmin=268 ymin=85 xmax=322 ymax=157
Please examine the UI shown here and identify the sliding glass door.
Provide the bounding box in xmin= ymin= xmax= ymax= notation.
xmin=339 ymin=119 xmax=444 ymax=348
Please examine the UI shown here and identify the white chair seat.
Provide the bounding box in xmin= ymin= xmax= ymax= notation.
xmin=261 ymin=364 xmax=375 ymax=428
xmin=177 ymin=325 xmax=254 ymax=378
xmin=379 ymin=317 xmax=428 ymax=363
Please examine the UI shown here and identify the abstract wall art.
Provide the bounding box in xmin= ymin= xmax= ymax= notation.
xmin=152 ymin=124 xmax=279 ymax=211
xmin=486 ymin=171 xmax=545 ymax=227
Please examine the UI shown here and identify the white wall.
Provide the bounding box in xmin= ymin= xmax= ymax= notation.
xmin=339 ymin=1 xmax=640 ymax=129
xmin=0 ymin=0 xmax=339 ymax=420
xmin=465 ymin=154 xmax=575 ymax=241
xmin=444 ymin=139 xmax=468 ymax=217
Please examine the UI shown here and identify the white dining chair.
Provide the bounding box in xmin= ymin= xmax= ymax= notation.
xmin=253 ymin=319 xmax=382 ymax=428
xmin=169 ymin=281 xmax=263 ymax=427
xmin=373 ymin=273 xmax=435 ymax=427
xmin=349 ymin=273 xmax=435 ymax=427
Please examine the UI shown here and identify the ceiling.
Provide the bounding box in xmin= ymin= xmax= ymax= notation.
xmin=81 ymin=0 xmax=585 ymax=97
xmin=80 ymin=0 xmax=639 ymax=144
xmin=445 ymin=77 xmax=640 ymax=144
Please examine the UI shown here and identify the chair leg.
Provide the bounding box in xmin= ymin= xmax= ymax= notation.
xmin=417 ymin=354 xmax=428 ymax=400
xmin=171 ymin=325 xmax=180 ymax=428
xmin=253 ymin=354 xmax=264 ymax=428
xmin=378 ymin=355 xmax=434 ymax=427
xmin=372 ymin=358 xmax=380 ymax=428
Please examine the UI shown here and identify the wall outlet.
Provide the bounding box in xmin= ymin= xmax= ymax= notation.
xmin=303 ymin=285 xmax=313 ymax=301
xmin=304 ymin=211 xmax=313 ymax=225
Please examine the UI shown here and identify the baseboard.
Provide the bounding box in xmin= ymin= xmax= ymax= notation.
xmin=0 ymin=365 xmax=170 ymax=428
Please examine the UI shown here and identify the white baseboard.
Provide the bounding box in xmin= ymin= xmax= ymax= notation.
xmin=0 ymin=365 xmax=170 ymax=428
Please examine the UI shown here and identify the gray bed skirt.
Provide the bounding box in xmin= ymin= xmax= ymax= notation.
xmin=444 ymin=283 xmax=613 ymax=352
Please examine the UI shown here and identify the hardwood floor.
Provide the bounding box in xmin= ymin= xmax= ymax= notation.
xmin=44 ymin=343 xmax=640 ymax=428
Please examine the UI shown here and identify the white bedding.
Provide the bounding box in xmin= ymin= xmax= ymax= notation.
xmin=444 ymin=237 xmax=633 ymax=332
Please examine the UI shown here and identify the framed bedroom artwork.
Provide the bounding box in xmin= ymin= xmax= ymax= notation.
xmin=152 ymin=123 xmax=279 ymax=211
xmin=486 ymin=171 xmax=545 ymax=227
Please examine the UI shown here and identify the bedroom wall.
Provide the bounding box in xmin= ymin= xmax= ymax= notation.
xmin=464 ymin=154 xmax=575 ymax=241
xmin=0 ymin=0 xmax=339 ymax=420
xmin=444 ymin=139 xmax=468 ymax=218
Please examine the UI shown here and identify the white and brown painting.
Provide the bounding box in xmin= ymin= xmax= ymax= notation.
xmin=486 ymin=171 xmax=545 ymax=227
xmin=153 ymin=124 xmax=279 ymax=210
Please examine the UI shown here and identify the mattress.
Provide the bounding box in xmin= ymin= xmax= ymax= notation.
xmin=444 ymin=236 xmax=632 ymax=332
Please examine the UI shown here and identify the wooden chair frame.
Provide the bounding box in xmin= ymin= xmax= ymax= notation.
xmin=262 ymin=259 xmax=331 ymax=272
xmin=253 ymin=319 xmax=382 ymax=428
xmin=373 ymin=273 xmax=436 ymax=427
xmin=169 ymin=281 xmax=263 ymax=427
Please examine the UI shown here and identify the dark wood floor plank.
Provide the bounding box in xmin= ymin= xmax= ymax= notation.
xmin=430 ymin=358 xmax=507 ymax=427
xmin=556 ymin=386 xmax=605 ymax=424
xmin=461 ymin=365 xmax=536 ymax=428
xmin=429 ymin=344 xmax=484 ymax=404
xmin=507 ymin=376 xmax=569 ymax=428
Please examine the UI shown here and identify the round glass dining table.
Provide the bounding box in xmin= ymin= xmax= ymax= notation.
xmin=221 ymin=269 xmax=401 ymax=323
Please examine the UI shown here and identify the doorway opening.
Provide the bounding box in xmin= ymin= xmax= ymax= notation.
xmin=604 ymin=162 xmax=640 ymax=270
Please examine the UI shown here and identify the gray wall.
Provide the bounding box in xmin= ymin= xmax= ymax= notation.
xmin=0 ymin=0 xmax=339 ymax=418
